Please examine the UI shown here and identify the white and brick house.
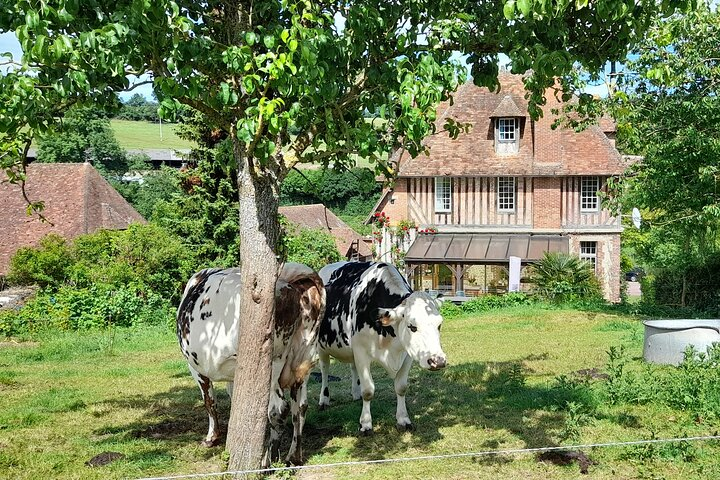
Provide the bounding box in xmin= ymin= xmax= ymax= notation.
xmin=370 ymin=72 xmax=629 ymax=302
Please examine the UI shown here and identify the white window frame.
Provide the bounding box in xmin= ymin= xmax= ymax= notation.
xmin=498 ymin=118 xmax=517 ymax=142
xmin=497 ymin=177 xmax=516 ymax=213
xmin=580 ymin=241 xmax=597 ymax=271
xmin=495 ymin=117 xmax=519 ymax=153
xmin=581 ymin=176 xmax=600 ymax=212
xmin=434 ymin=177 xmax=452 ymax=213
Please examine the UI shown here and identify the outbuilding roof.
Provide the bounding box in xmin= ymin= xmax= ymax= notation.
xmin=0 ymin=162 xmax=145 ymax=275
xmin=279 ymin=204 xmax=372 ymax=260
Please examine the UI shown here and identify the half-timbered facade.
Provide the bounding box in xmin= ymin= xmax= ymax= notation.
xmin=373 ymin=72 xmax=629 ymax=302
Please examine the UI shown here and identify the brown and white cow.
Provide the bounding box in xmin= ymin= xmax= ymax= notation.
xmin=176 ymin=263 xmax=325 ymax=466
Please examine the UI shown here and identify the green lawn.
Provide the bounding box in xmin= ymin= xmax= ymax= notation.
xmin=110 ymin=119 xmax=194 ymax=150
xmin=0 ymin=307 xmax=718 ymax=479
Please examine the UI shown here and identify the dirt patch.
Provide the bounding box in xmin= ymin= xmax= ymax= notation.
xmin=131 ymin=419 xmax=199 ymax=439
xmin=85 ymin=452 xmax=125 ymax=467
xmin=572 ymin=368 xmax=609 ymax=380
xmin=0 ymin=340 xmax=39 ymax=349
xmin=537 ymin=450 xmax=596 ymax=474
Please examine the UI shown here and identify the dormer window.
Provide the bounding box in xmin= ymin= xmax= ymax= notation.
xmin=495 ymin=117 xmax=519 ymax=154
xmin=498 ymin=118 xmax=516 ymax=142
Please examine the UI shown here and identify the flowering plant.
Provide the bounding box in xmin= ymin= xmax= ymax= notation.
xmin=396 ymin=219 xmax=417 ymax=233
xmin=418 ymin=226 xmax=438 ymax=234
xmin=371 ymin=211 xmax=390 ymax=229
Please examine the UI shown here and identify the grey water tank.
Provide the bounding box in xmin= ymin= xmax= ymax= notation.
xmin=643 ymin=320 xmax=720 ymax=365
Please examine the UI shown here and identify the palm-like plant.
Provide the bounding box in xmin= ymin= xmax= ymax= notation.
xmin=530 ymin=252 xmax=603 ymax=302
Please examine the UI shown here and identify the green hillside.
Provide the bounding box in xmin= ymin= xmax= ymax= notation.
xmin=110 ymin=119 xmax=194 ymax=150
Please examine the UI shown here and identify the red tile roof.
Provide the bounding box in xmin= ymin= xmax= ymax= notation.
xmin=0 ymin=162 xmax=145 ymax=275
xmin=395 ymin=71 xmax=624 ymax=177
xmin=279 ymin=204 xmax=372 ymax=260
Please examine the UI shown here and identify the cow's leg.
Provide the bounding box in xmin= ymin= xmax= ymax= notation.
xmin=394 ymin=355 xmax=415 ymax=431
xmin=189 ymin=365 xmax=222 ymax=447
xmin=264 ymin=386 xmax=289 ymax=468
xmin=286 ymin=379 xmax=309 ymax=465
xmin=264 ymin=361 xmax=289 ymax=468
xmin=318 ymin=350 xmax=331 ymax=410
xmin=350 ymin=363 xmax=362 ymax=400
xmin=354 ymin=352 xmax=375 ymax=435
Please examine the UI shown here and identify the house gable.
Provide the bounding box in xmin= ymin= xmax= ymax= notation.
xmin=395 ymin=71 xmax=624 ymax=177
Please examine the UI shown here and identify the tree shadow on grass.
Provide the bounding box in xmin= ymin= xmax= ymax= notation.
xmin=91 ymin=355 xmax=598 ymax=471
xmin=299 ymin=354 xmax=599 ymax=465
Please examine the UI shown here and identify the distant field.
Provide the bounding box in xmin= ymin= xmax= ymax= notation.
xmin=110 ymin=120 xmax=194 ymax=150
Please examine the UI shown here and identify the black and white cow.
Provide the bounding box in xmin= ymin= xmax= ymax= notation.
xmin=176 ymin=263 xmax=325 ymax=466
xmin=317 ymin=261 xmax=446 ymax=434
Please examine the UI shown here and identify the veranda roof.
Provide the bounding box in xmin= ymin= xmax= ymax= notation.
xmin=404 ymin=234 xmax=569 ymax=265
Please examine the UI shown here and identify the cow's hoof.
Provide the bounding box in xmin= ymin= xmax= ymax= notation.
xmin=319 ymin=403 xmax=329 ymax=411
xmin=359 ymin=427 xmax=373 ymax=436
xmin=396 ymin=423 xmax=415 ymax=432
xmin=287 ymin=455 xmax=303 ymax=466
xmin=200 ymin=438 xmax=220 ymax=448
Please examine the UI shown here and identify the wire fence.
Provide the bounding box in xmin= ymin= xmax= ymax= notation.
xmin=137 ymin=434 xmax=720 ymax=480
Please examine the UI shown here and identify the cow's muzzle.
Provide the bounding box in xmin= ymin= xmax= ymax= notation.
xmin=427 ymin=355 xmax=447 ymax=371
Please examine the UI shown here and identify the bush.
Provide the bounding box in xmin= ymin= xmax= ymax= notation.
xmin=0 ymin=285 xmax=175 ymax=336
xmin=649 ymin=256 xmax=720 ymax=314
xmin=604 ymin=344 xmax=720 ymax=421
xmin=2 ymin=224 xmax=193 ymax=336
xmin=530 ymin=252 xmax=603 ymax=303
xmin=7 ymin=235 xmax=74 ymax=287
xmin=283 ymin=225 xmax=342 ymax=271
xmin=440 ymin=292 xmax=535 ymax=319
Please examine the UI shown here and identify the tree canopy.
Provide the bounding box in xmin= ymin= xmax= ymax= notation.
xmin=611 ymin=6 xmax=720 ymax=270
xmin=0 ymin=0 xmax=695 ymax=473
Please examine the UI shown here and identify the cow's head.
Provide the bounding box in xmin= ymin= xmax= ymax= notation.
xmin=377 ymin=292 xmax=447 ymax=371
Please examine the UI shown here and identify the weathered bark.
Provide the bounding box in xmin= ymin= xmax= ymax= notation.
xmin=227 ymin=133 xmax=281 ymax=478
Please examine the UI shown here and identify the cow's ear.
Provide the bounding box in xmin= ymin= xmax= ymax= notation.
xmin=377 ymin=308 xmax=394 ymax=326
xmin=435 ymin=294 xmax=446 ymax=306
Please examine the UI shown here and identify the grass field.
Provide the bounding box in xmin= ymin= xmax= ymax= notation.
xmin=1 ymin=306 xmax=718 ymax=479
xmin=110 ymin=119 xmax=194 ymax=150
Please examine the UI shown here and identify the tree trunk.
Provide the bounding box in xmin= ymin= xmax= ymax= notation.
xmin=227 ymin=137 xmax=281 ymax=478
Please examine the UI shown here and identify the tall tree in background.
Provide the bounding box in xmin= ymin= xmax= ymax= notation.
xmin=611 ymin=5 xmax=720 ymax=302
xmin=36 ymin=106 xmax=130 ymax=173
xmin=0 ymin=0 xmax=694 ymax=473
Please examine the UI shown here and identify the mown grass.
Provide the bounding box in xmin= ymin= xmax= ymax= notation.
xmin=110 ymin=119 xmax=194 ymax=150
xmin=0 ymin=307 xmax=718 ymax=479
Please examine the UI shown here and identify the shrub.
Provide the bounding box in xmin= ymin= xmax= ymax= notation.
xmin=440 ymin=292 xmax=535 ymax=319
xmin=2 ymin=224 xmax=192 ymax=336
xmin=284 ymin=226 xmax=342 ymax=271
xmin=0 ymin=284 xmax=175 ymax=336
xmin=603 ymin=344 xmax=720 ymax=421
xmin=530 ymin=252 xmax=603 ymax=303
xmin=7 ymin=235 xmax=74 ymax=287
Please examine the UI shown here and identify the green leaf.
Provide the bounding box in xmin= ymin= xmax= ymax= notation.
xmin=517 ymin=0 xmax=531 ymax=16
xmin=25 ymin=10 xmax=39 ymax=29
xmin=219 ymin=82 xmax=230 ymax=104
xmin=245 ymin=32 xmax=256 ymax=46
xmin=503 ymin=0 xmax=516 ymax=19
xmin=280 ymin=29 xmax=290 ymax=44
xmin=263 ymin=35 xmax=275 ymax=49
